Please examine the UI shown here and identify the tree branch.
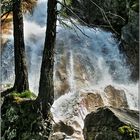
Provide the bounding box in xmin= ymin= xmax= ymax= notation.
xmin=89 ymin=0 xmax=119 ymax=35
xmin=57 ymin=1 xmax=89 ymax=27
xmin=1 ymin=10 xmax=11 ymax=19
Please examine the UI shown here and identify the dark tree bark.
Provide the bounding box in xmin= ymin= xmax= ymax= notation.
xmin=13 ymin=0 xmax=29 ymax=92
xmin=37 ymin=0 xmax=57 ymax=118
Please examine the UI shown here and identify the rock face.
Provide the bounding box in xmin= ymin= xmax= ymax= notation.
xmin=83 ymin=107 xmax=139 ymax=140
xmin=121 ymin=10 xmax=139 ymax=81
xmin=67 ymin=0 xmax=139 ymax=81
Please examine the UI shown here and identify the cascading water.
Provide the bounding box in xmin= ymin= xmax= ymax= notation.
xmin=1 ymin=0 xmax=138 ymax=139
xmin=67 ymin=50 xmax=75 ymax=92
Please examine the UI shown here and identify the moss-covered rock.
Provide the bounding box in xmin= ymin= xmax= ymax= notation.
xmin=118 ymin=125 xmax=139 ymax=140
xmin=1 ymin=92 xmax=52 ymax=140
xmin=83 ymin=107 xmax=139 ymax=140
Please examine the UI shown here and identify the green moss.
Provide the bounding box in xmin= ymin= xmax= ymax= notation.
xmin=118 ymin=125 xmax=138 ymax=140
xmin=1 ymin=97 xmax=52 ymax=140
xmin=11 ymin=90 xmax=36 ymax=99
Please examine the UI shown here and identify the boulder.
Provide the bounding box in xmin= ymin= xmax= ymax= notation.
xmin=80 ymin=85 xmax=128 ymax=113
xmin=53 ymin=121 xmax=74 ymax=136
xmin=104 ymin=85 xmax=128 ymax=108
xmin=83 ymin=107 xmax=139 ymax=140
xmin=52 ymin=120 xmax=84 ymax=140
xmin=80 ymin=92 xmax=104 ymax=112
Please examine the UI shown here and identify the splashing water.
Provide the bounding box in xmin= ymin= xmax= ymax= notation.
xmin=1 ymin=0 xmax=138 ymax=139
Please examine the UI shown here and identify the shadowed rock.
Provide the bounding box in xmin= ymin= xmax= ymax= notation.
xmin=83 ymin=107 xmax=139 ymax=140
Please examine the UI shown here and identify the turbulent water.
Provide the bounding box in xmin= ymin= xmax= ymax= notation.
xmin=1 ymin=0 xmax=138 ymax=139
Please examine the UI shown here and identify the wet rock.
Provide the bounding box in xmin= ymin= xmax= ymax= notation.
xmin=50 ymin=132 xmax=66 ymax=140
xmin=51 ymin=120 xmax=85 ymax=140
xmin=54 ymin=40 xmax=95 ymax=98
xmin=53 ymin=121 xmax=74 ymax=136
xmin=83 ymin=107 xmax=139 ymax=140
xmin=51 ymin=84 xmax=132 ymax=140
xmin=104 ymin=85 xmax=128 ymax=108
xmin=80 ymin=92 xmax=104 ymax=112
xmin=80 ymin=85 xmax=128 ymax=113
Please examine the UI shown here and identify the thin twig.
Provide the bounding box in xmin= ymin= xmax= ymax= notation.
xmin=68 ymin=17 xmax=90 ymax=38
xmin=105 ymin=12 xmax=125 ymax=21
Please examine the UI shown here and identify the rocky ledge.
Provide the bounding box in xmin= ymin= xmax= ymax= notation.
xmin=83 ymin=107 xmax=139 ymax=140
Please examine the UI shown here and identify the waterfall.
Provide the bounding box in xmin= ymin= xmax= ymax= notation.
xmin=67 ymin=50 xmax=75 ymax=92
xmin=1 ymin=0 xmax=138 ymax=139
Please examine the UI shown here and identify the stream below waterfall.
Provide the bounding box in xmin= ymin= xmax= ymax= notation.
xmin=1 ymin=0 xmax=138 ymax=139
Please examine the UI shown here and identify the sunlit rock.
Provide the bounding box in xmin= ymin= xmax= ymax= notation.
xmin=104 ymin=85 xmax=128 ymax=108
xmin=50 ymin=132 xmax=65 ymax=140
xmin=80 ymin=92 xmax=104 ymax=112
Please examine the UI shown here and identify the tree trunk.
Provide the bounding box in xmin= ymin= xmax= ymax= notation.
xmin=13 ymin=0 xmax=29 ymax=93
xmin=37 ymin=0 xmax=57 ymax=118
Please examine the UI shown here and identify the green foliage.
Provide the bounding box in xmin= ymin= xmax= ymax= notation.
xmin=118 ymin=125 xmax=139 ymax=140
xmin=60 ymin=10 xmax=69 ymax=18
xmin=64 ymin=0 xmax=72 ymax=6
xmin=1 ymin=0 xmax=13 ymax=15
xmin=5 ymin=106 xmax=19 ymax=122
xmin=1 ymin=0 xmax=37 ymax=16
xmin=59 ymin=0 xmax=73 ymax=18
xmin=130 ymin=0 xmax=139 ymax=12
